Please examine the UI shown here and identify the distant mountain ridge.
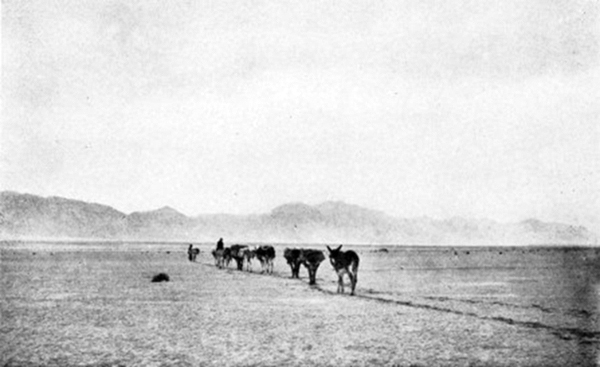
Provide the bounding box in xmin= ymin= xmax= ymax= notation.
xmin=0 ymin=191 xmax=597 ymax=245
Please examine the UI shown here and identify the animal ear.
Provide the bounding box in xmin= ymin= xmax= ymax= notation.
xmin=336 ymin=245 xmax=342 ymax=251
xmin=326 ymin=246 xmax=332 ymax=252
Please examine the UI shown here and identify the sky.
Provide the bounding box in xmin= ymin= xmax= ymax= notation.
xmin=1 ymin=1 xmax=599 ymax=232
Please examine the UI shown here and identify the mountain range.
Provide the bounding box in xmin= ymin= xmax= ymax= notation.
xmin=0 ymin=191 xmax=597 ymax=246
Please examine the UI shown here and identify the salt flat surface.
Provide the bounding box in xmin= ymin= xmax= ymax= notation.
xmin=1 ymin=242 xmax=599 ymax=366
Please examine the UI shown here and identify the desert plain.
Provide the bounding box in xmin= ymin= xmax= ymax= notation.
xmin=2 ymin=241 xmax=600 ymax=367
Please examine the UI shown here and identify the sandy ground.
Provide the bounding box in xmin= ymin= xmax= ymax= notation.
xmin=1 ymin=244 xmax=598 ymax=366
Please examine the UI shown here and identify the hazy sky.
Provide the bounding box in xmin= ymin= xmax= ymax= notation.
xmin=2 ymin=1 xmax=599 ymax=231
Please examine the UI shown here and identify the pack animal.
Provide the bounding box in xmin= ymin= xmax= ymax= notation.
xmin=255 ymin=245 xmax=275 ymax=274
xmin=283 ymin=248 xmax=303 ymax=278
xmin=229 ymin=244 xmax=249 ymax=271
xmin=211 ymin=238 xmax=228 ymax=269
xmin=211 ymin=238 xmax=227 ymax=268
xmin=327 ymin=245 xmax=360 ymax=295
xmin=212 ymin=248 xmax=225 ymax=268
xmin=300 ymin=249 xmax=325 ymax=285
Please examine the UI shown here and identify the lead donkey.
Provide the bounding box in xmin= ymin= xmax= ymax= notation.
xmin=326 ymin=245 xmax=360 ymax=295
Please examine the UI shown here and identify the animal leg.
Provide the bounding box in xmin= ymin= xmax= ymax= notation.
xmin=291 ymin=264 xmax=298 ymax=278
xmin=348 ymin=273 xmax=356 ymax=295
xmin=308 ymin=268 xmax=316 ymax=285
xmin=351 ymin=263 xmax=358 ymax=295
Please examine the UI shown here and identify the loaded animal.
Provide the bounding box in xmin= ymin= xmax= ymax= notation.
xmin=212 ymin=238 xmax=226 ymax=268
xmin=229 ymin=244 xmax=249 ymax=271
xmin=255 ymin=245 xmax=276 ymax=274
xmin=300 ymin=249 xmax=325 ymax=285
xmin=284 ymin=248 xmax=325 ymax=285
xmin=283 ymin=248 xmax=303 ymax=278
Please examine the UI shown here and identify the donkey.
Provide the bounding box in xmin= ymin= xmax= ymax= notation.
xmin=300 ymin=249 xmax=325 ymax=286
xmin=327 ymin=245 xmax=360 ymax=295
xmin=212 ymin=248 xmax=224 ymax=268
xmin=255 ymin=245 xmax=276 ymax=274
xmin=284 ymin=248 xmax=303 ymax=278
xmin=229 ymin=244 xmax=249 ymax=271
xmin=212 ymin=238 xmax=226 ymax=268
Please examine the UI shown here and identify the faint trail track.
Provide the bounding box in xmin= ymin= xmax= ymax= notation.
xmin=199 ymin=259 xmax=600 ymax=345
xmin=420 ymin=295 xmax=594 ymax=318
xmin=364 ymin=289 xmax=593 ymax=320
xmin=349 ymin=292 xmax=600 ymax=343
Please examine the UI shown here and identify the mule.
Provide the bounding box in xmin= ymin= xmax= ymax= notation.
xmin=327 ymin=245 xmax=360 ymax=295
xmin=212 ymin=248 xmax=225 ymax=268
xmin=229 ymin=244 xmax=249 ymax=271
xmin=300 ymin=249 xmax=325 ymax=285
xmin=255 ymin=245 xmax=275 ymax=274
xmin=212 ymin=238 xmax=227 ymax=268
xmin=283 ymin=248 xmax=303 ymax=278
